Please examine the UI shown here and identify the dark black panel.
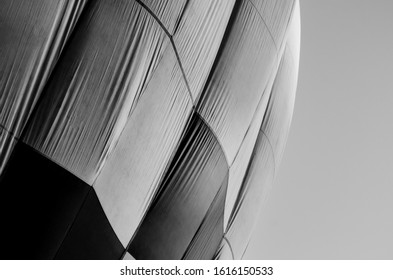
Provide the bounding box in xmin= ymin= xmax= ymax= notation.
xmin=0 ymin=142 xmax=90 ymax=259
xmin=129 ymin=114 xmax=229 ymax=260
xmin=55 ymin=189 xmax=124 ymax=260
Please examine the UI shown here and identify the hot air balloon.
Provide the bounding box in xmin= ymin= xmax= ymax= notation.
xmin=0 ymin=0 xmax=300 ymax=259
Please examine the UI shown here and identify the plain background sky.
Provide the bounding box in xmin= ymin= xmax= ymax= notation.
xmin=245 ymin=0 xmax=393 ymax=259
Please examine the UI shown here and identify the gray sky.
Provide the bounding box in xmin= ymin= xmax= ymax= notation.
xmin=245 ymin=0 xmax=393 ymax=259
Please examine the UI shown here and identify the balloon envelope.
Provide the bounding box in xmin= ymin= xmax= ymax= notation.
xmin=0 ymin=0 xmax=300 ymax=259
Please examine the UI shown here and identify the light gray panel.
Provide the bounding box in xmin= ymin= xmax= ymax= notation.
xmin=23 ymin=0 xmax=170 ymax=183
xmin=224 ymin=69 xmax=276 ymax=229
xmin=197 ymin=0 xmax=277 ymax=163
xmin=138 ymin=0 xmax=188 ymax=34
xmin=123 ymin=252 xmax=135 ymax=260
xmin=225 ymin=133 xmax=275 ymax=259
xmin=249 ymin=0 xmax=295 ymax=48
xmin=261 ymin=48 xmax=299 ymax=167
xmin=0 ymin=0 xmax=86 ymax=174
xmin=173 ymin=0 xmax=235 ymax=99
xmin=93 ymin=45 xmax=193 ymax=246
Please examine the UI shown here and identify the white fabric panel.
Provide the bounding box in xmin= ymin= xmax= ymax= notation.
xmin=93 ymin=45 xmax=193 ymax=247
xmin=138 ymin=0 xmax=188 ymax=34
xmin=285 ymin=0 xmax=301 ymax=80
xmin=261 ymin=49 xmax=299 ymax=167
xmin=224 ymin=133 xmax=275 ymax=259
xmin=249 ymin=0 xmax=295 ymax=48
xmin=23 ymin=0 xmax=170 ymax=183
xmin=223 ymin=68 xmax=276 ymax=229
xmin=222 ymin=1 xmax=301 ymax=257
xmin=197 ymin=0 xmax=277 ymax=163
xmin=0 ymin=0 xmax=86 ymax=174
xmin=173 ymin=0 xmax=236 ymax=99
